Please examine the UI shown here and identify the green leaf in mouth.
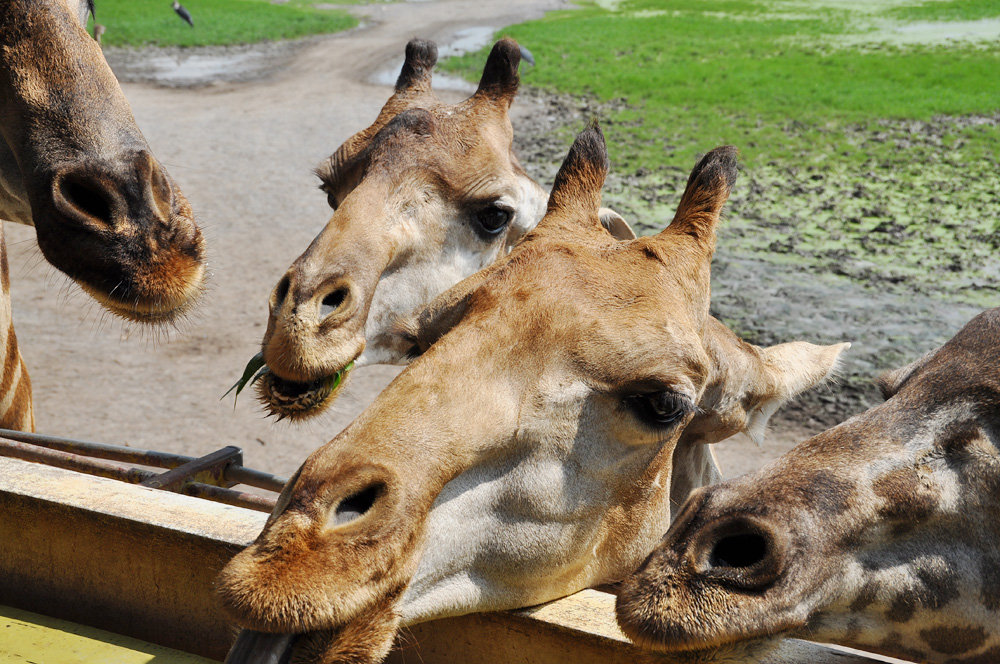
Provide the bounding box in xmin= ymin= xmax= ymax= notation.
xmin=223 ymin=351 xmax=269 ymax=404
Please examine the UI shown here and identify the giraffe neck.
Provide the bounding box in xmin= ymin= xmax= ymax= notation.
xmin=0 ymin=222 xmax=34 ymax=431
xmin=800 ymin=402 xmax=1000 ymax=663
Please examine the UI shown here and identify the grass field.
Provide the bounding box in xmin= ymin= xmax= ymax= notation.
xmin=446 ymin=0 xmax=999 ymax=416
xmin=87 ymin=0 xmax=356 ymax=47
xmin=446 ymin=0 xmax=1000 ymax=171
xmin=445 ymin=0 xmax=999 ymax=307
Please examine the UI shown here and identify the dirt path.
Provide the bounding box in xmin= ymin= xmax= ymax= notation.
xmin=7 ymin=0 xmax=804 ymax=481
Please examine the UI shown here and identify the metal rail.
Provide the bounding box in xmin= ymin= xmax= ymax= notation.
xmin=0 ymin=429 xmax=286 ymax=513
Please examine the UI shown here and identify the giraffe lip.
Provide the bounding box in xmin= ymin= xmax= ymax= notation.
xmin=257 ymin=362 xmax=354 ymax=421
xmin=77 ymin=273 xmax=206 ymax=324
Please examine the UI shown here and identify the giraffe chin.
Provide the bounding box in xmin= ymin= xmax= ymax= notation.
xmin=224 ymin=597 xmax=400 ymax=664
xmin=257 ymin=361 xmax=354 ymax=421
xmin=76 ymin=269 xmax=207 ymax=325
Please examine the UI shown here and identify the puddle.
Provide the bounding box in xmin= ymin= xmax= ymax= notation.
xmin=838 ymin=18 xmax=1000 ymax=47
xmin=126 ymin=51 xmax=269 ymax=85
xmin=369 ymin=26 xmax=497 ymax=92
xmin=104 ymin=39 xmax=308 ymax=87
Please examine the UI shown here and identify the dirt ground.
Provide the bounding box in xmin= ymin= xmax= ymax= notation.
xmin=9 ymin=0 xmax=817 ymax=483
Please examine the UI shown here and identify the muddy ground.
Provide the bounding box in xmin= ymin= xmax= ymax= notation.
xmin=508 ymin=88 xmax=997 ymax=434
xmin=7 ymin=0 xmax=995 ymax=484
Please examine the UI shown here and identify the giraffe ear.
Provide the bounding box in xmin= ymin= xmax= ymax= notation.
xmin=398 ymin=264 xmax=498 ymax=359
xmin=694 ymin=317 xmax=850 ymax=446
xmin=473 ymin=38 xmax=521 ymax=106
xmin=877 ymin=347 xmax=941 ymax=400
xmin=395 ymin=38 xmax=438 ymax=94
xmin=599 ymin=208 xmax=636 ymax=240
xmin=743 ymin=339 xmax=851 ymax=444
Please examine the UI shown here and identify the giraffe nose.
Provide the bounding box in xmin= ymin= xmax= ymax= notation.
xmin=269 ymin=272 xmax=358 ymax=325
xmin=52 ymin=169 xmax=121 ymax=230
xmin=695 ymin=516 xmax=784 ymax=591
xmin=50 ymin=150 xmax=176 ymax=232
xmin=318 ymin=283 xmax=353 ymax=322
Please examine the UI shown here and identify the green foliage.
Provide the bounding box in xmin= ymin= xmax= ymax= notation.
xmin=444 ymin=0 xmax=1000 ymax=171
xmin=88 ymin=0 xmax=356 ymax=47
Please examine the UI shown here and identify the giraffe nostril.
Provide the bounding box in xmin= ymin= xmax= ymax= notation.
xmin=709 ymin=532 xmax=769 ymax=570
xmin=271 ymin=275 xmax=291 ymax=312
xmin=320 ymin=286 xmax=350 ymax=320
xmin=333 ymin=483 xmax=384 ymax=526
xmin=60 ymin=177 xmax=114 ymax=227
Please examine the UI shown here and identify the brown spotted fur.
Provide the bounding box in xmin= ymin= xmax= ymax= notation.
xmin=0 ymin=0 xmax=206 ymax=429
xmin=618 ymin=308 xmax=1000 ymax=663
xmin=219 ymin=127 xmax=847 ymax=664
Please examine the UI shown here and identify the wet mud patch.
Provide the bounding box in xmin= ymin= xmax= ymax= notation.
xmin=102 ymin=39 xmax=317 ymax=87
xmin=512 ymin=89 xmax=998 ymax=429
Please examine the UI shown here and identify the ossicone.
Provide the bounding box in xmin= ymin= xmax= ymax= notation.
xmin=475 ymin=38 xmax=521 ymax=103
xmin=662 ymin=145 xmax=740 ymax=248
xmin=395 ymin=38 xmax=438 ymax=93
xmin=546 ymin=120 xmax=609 ymax=219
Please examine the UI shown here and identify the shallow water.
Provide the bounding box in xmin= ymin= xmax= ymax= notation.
xmin=837 ymin=18 xmax=1000 ymax=47
xmin=369 ymin=26 xmax=496 ymax=91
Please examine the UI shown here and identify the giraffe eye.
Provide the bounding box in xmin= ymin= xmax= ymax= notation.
xmin=326 ymin=192 xmax=338 ymax=211
xmin=625 ymin=392 xmax=690 ymax=428
xmin=471 ymin=205 xmax=512 ymax=238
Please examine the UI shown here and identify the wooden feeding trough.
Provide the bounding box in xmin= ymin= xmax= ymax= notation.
xmin=0 ymin=430 xmax=891 ymax=663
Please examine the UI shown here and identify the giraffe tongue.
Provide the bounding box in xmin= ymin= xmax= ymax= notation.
xmin=224 ymin=629 xmax=295 ymax=664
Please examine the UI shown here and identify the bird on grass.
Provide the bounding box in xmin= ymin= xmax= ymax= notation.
xmin=519 ymin=44 xmax=536 ymax=67
xmin=172 ymin=0 xmax=194 ymax=27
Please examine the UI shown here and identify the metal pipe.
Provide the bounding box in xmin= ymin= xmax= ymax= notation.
xmin=0 ymin=439 xmax=276 ymax=513
xmin=0 ymin=439 xmax=156 ymax=485
xmin=183 ymin=483 xmax=276 ymax=512
xmin=0 ymin=428 xmax=190 ymax=468
xmin=0 ymin=428 xmax=288 ymax=491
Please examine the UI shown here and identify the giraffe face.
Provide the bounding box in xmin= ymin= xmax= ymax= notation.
xmin=0 ymin=0 xmax=206 ymax=324
xmin=218 ymin=132 xmax=848 ymax=664
xmin=255 ymin=39 xmax=548 ymax=420
xmin=617 ymin=308 xmax=1000 ymax=663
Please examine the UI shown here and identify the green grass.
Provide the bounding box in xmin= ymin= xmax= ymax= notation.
xmin=88 ymin=0 xmax=356 ymax=47
xmin=444 ymin=0 xmax=1000 ymax=171
xmin=446 ymin=0 xmax=1000 ymax=316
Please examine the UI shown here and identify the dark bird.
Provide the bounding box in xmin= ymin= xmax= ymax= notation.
xmin=172 ymin=0 xmax=194 ymax=27
xmin=519 ymin=44 xmax=536 ymax=67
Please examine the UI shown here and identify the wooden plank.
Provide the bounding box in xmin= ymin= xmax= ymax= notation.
xmin=0 ymin=456 xmax=264 ymax=661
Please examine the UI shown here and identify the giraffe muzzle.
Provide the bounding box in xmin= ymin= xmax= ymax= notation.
xmin=35 ymin=152 xmax=206 ymax=323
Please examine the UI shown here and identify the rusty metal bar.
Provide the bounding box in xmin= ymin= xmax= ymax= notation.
xmin=0 ymin=439 xmax=158 ymax=485
xmin=0 ymin=439 xmax=276 ymax=513
xmin=0 ymin=428 xmax=287 ymax=492
xmin=141 ymin=446 xmax=242 ymax=490
xmin=0 ymin=429 xmax=192 ymax=468
xmin=184 ymin=483 xmax=276 ymax=512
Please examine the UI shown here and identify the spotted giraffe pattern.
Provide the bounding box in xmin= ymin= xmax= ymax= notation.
xmin=617 ymin=308 xmax=1000 ymax=663
xmin=0 ymin=0 xmax=206 ymax=432
xmin=0 ymin=223 xmax=33 ymax=430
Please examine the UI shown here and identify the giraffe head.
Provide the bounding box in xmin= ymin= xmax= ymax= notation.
xmin=256 ymin=38 xmax=628 ymax=421
xmin=0 ymin=0 xmax=206 ymax=324
xmin=617 ymin=308 xmax=1000 ymax=663
xmin=218 ymin=127 xmax=848 ymax=664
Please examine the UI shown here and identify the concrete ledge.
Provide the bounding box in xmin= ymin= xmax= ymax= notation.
xmin=0 ymin=457 xmax=264 ymax=661
xmin=0 ymin=457 xmax=888 ymax=663
xmin=0 ymin=604 xmax=215 ymax=664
